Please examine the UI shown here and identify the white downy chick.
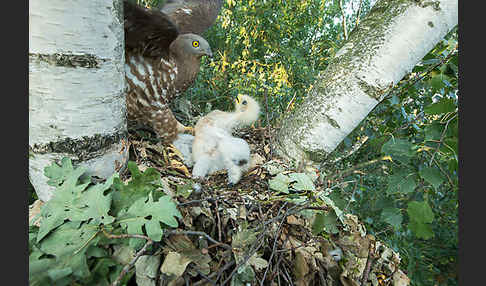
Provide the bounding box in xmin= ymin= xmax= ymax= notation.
xmin=173 ymin=94 xmax=260 ymax=185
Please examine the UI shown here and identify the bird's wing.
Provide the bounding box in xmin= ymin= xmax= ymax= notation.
xmin=160 ymin=0 xmax=222 ymax=35
xmin=124 ymin=0 xmax=179 ymax=58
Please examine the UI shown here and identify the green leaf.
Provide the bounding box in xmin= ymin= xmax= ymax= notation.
xmin=120 ymin=193 xmax=182 ymax=244
xmin=231 ymin=264 xmax=255 ymax=286
xmin=380 ymin=207 xmax=403 ymax=230
xmin=407 ymin=201 xmax=435 ymax=239
xmin=321 ymin=211 xmax=339 ymax=234
xmin=424 ymin=98 xmax=456 ymax=115
xmin=424 ymin=123 xmax=442 ymax=141
xmin=176 ymin=180 xmax=194 ymax=198
xmin=407 ymin=201 xmax=434 ymax=224
xmin=381 ymin=138 xmax=414 ymax=164
xmin=387 ymin=169 xmax=417 ymax=194
xmin=268 ymin=173 xmax=291 ymax=193
xmin=37 ymin=163 xmax=90 ymax=242
xmin=44 ymin=157 xmax=75 ymax=187
xmin=289 ymin=172 xmax=315 ymax=191
xmin=111 ymin=161 xmax=163 ymax=216
xmin=419 ymin=167 xmax=445 ymax=189
xmin=408 ymin=220 xmax=434 ymax=240
xmin=47 ymin=268 xmax=73 ymax=281
xmin=30 ymin=222 xmax=99 ymax=284
xmin=37 ymin=171 xmax=115 ymax=243
xmin=429 ymin=73 xmax=448 ymax=92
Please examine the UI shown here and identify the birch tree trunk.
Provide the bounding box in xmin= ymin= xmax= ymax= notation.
xmin=29 ymin=0 xmax=128 ymax=201
xmin=273 ymin=0 xmax=458 ymax=163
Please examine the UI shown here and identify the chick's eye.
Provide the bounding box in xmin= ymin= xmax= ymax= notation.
xmin=192 ymin=41 xmax=199 ymax=48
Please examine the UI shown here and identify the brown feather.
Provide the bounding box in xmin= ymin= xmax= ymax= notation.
xmin=123 ymin=0 xmax=221 ymax=143
xmin=161 ymin=0 xmax=222 ymax=35
xmin=124 ymin=0 xmax=179 ymax=58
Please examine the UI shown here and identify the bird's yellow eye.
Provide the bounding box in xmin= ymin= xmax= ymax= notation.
xmin=192 ymin=40 xmax=200 ymax=48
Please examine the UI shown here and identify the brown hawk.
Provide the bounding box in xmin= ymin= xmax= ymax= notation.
xmin=123 ymin=0 xmax=222 ymax=142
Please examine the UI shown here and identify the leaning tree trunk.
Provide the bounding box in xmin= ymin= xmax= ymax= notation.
xmin=29 ymin=0 xmax=128 ymax=202
xmin=273 ymin=0 xmax=458 ymax=163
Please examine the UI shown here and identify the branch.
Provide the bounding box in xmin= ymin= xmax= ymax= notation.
xmin=326 ymin=156 xmax=391 ymax=181
xmin=339 ymin=0 xmax=348 ymax=40
xmin=101 ymin=227 xmax=154 ymax=286
xmin=164 ymin=230 xmax=232 ymax=250
xmin=429 ymin=113 xmax=457 ymax=165
xmin=355 ymin=0 xmax=363 ymax=27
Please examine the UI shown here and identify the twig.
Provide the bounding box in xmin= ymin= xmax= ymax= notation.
xmin=427 ymin=152 xmax=455 ymax=188
xmin=178 ymin=195 xmax=226 ymax=206
xmin=164 ymin=230 xmax=232 ymax=250
xmin=102 ymin=227 xmax=154 ymax=286
xmin=215 ymin=200 xmax=222 ymax=242
xmin=360 ymin=239 xmax=376 ymax=286
xmin=192 ymin=259 xmax=235 ymax=286
xmin=222 ymin=202 xmax=290 ymax=285
xmin=260 ymin=202 xmax=288 ymax=285
xmin=429 ymin=113 xmax=457 ymax=165
xmin=191 ymin=265 xmax=217 ymax=286
xmin=355 ymin=0 xmax=363 ymax=27
xmin=281 ymin=263 xmax=294 ymax=286
xmin=339 ymin=0 xmax=348 ymax=40
xmin=344 ymin=179 xmax=360 ymax=212
xmin=326 ymin=156 xmax=390 ymax=181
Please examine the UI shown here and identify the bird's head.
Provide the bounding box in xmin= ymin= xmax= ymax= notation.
xmin=171 ymin=33 xmax=213 ymax=59
xmin=234 ymin=94 xmax=260 ymax=126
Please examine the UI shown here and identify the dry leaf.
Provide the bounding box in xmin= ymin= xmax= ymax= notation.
xmin=29 ymin=200 xmax=44 ymax=227
xmin=160 ymin=251 xmax=192 ymax=277
xmin=248 ymin=254 xmax=269 ymax=271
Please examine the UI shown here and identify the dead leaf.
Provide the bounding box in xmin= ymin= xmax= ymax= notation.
xmin=160 ymin=251 xmax=192 ymax=277
xmin=264 ymin=145 xmax=270 ymax=154
xmin=294 ymin=249 xmax=310 ymax=279
xmin=340 ymin=274 xmax=360 ymax=286
xmin=392 ymin=270 xmax=410 ymax=286
xmin=248 ymin=253 xmax=269 ymax=271
xmin=238 ymin=204 xmax=247 ymax=219
xmin=135 ymin=254 xmax=161 ymax=286
xmin=249 ymin=153 xmax=265 ymax=169
xmin=286 ymin=215 xmax=305 ymax=226
xmin=29 ymin=200 xmax=43 ymax=227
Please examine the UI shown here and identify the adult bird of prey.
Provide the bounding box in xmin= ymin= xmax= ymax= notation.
xmin=123 ymin=0 xmax=222 ymax=142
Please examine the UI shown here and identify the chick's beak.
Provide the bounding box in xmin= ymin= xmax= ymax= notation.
xmin=234 ymin=94 xmax=242 ymax=104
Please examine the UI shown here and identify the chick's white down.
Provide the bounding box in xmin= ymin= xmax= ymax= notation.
xmin=173 ymin=94 xmax=260 ymax=184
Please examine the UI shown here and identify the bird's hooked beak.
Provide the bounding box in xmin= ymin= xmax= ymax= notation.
xmin=205 ymin=47 xmax=213 ymax=58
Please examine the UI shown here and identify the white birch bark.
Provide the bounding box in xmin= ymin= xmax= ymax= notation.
xmin=274 ymin=0 xmax=458 ymax=163
xmin=29 ymin=0 xmax=128 ymax=201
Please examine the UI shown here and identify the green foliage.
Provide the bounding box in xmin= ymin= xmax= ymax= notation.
xmin=268 ymin=171 xmax=316 ymax=193
xmin=119 ymin=193 xmax=181 ymax=247
xmin=325 ymin=28 xmax=458 ymax=285
xmin=180 ymin=0 xmax=374 ymax=125
xmin=407 ymin=201 xmax=435 ymax=240
xmin=29 ymin=158 xmax=181 ymax=285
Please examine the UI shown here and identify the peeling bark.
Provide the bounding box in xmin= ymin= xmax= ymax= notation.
xmin=29 ymin=0 xmax=128 ymax=201
xmin=273 ymin=0 xmax=458 ymax=163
